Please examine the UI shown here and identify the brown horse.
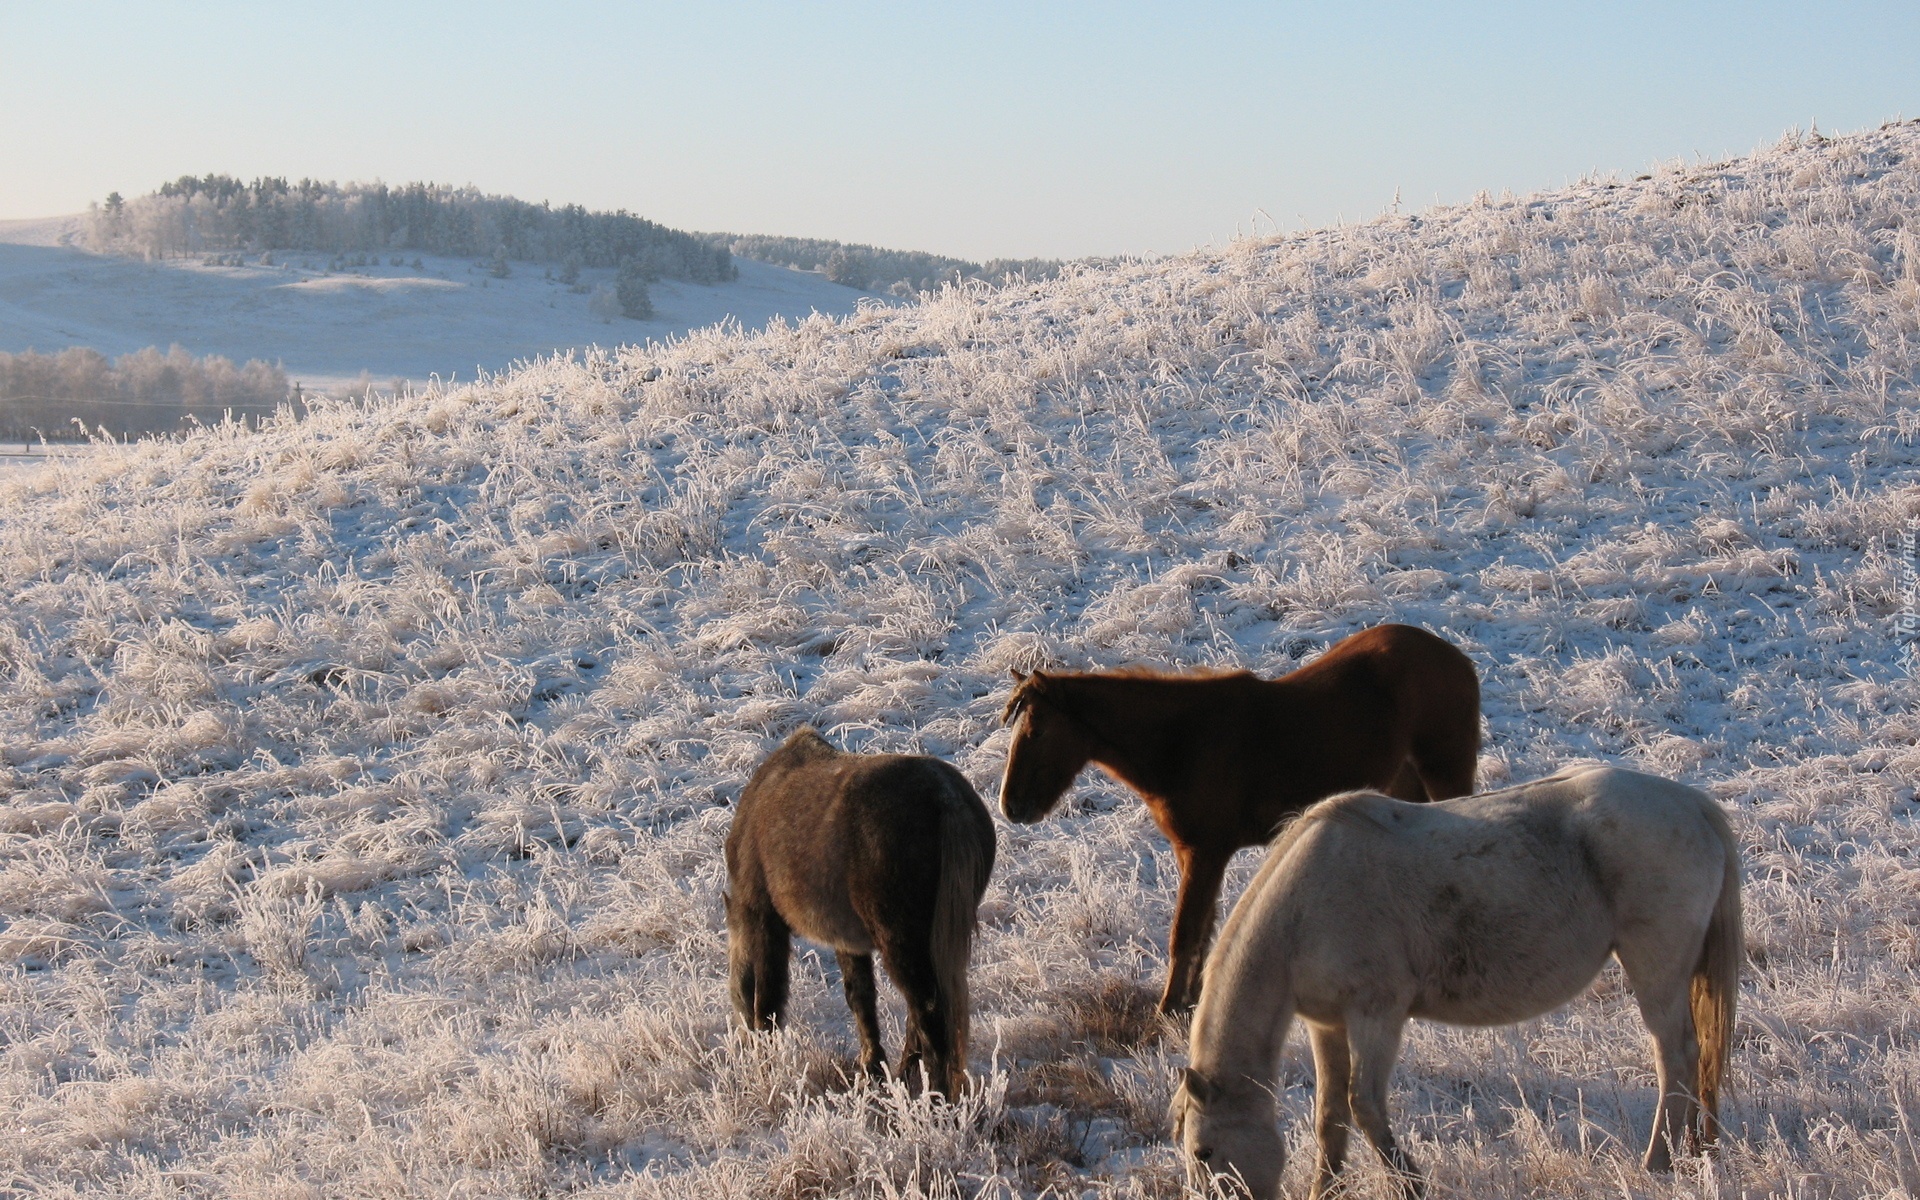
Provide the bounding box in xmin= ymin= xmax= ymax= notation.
xmin=999 ymin=623 xmax=1480 ymax=1015
xmin=725 ymin=727 xmax=996 ymax=1097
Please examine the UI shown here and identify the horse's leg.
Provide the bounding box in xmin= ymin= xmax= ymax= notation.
xmin=1347 ymin=1015 xmax=1425 ymax=1200
xmin=1615 ymin=946 xmax=1702 ymax=1171
xmin=878 ymin=935 xmax=956 ymax=1096
xmin=1307 ymin=1020 xmax=1354 ymax=1200
xmin=836 ymin=950 xmax=886 ymax=1080
xmin=1162 ymin=844 xmax=1231 ymax=1016
xmin=1384 ymin=759 xmax=1429 ymax=802
xmin=730 ymin=900 xmax=792 ymax=1031
xmin=1411 ymin=715 xmax=1479 ymax=801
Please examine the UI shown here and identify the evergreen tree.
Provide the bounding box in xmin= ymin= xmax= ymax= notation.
xmin=616 ymin=263 xmax=653 ymax=319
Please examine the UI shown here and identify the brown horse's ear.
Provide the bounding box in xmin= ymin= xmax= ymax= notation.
xmin=1003 ymin=669 xmax=1043 ymax=725
xmin=1183 ymin=1066 xmax=1216 ymax=1104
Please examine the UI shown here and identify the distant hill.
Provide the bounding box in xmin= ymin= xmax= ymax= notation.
xmin=712 ymin=231 xmax=1064 ymax=296
xmin=83 ymin=176 xmax=1072 ymax=300
xmin=2 ymin=178 xmax=1080 ymax=439
xmin=0 ymin=213 xmax=888 ymax=431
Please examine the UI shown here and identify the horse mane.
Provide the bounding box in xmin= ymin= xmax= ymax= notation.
xmin=1082 ymin=664 xmax=1255 ymax=682
xmin=1000 ymin=674 xmax=1046 ymax=725
xmin=1000 ymin=665 xmax=1257 ymax=725
xmin=778 ymin=726 xmax=839 ymax=761
xmin=1266 ymin=790 xmax=1394 ymax=859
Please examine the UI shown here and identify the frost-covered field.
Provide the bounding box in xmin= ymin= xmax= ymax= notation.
xmin=5 ymin=124 xmax=1920 ymax=1197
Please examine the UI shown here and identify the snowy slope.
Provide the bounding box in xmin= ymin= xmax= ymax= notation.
xmin=0 ymin=215 xmax=890 ymax=393
xmin=3 ymin=124 xmax=1920 ymax=1196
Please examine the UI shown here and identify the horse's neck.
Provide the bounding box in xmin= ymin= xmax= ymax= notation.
xmin=1057 ymin=675 xmax=1207 ymax=794
xmin=1188 ymin=883 xmax=1296 ymax=1089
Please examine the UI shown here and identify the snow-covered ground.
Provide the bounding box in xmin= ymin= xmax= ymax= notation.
xmin=0 ymin=215 xmax=889 ymax=393
xmin=0 ymin=447 xmax=81 ymax=473
xmin=4 ymin=124 xmax=1920 ymax=1197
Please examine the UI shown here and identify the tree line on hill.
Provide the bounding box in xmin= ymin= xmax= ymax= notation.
xmin=88 ymin=176 xmax=735 ymax=286
xmin=87 ymin=176 xmax=1069 ymax=305
xmin=711 ymin=233 xmax=1062 ymax=296
xmin=0 ymin=347 xmax=295 ymax=442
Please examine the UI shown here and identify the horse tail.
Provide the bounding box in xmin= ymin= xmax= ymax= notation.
xmin=932 ymin=774 xmax=994 ymax=1080
xmin=1691 ymin=799 xmax=1743 ymax=1146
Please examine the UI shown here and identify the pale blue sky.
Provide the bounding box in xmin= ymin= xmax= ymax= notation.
xmin=5 ymin=2 xmax=1917 ymax=260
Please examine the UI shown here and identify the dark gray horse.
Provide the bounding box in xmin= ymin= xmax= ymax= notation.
xmin=725 ymin=728 xmax=996 ymax=1097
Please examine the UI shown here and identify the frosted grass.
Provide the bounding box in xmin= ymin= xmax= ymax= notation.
xmin=4 ymin=123 xmax=1920 ymax=1195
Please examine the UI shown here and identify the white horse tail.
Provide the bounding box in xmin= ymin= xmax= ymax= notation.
xmin=932 ymin=778 xmax=992 ymax=1076
xmin=1691 ymin=801 xmax=1743 ymax=1144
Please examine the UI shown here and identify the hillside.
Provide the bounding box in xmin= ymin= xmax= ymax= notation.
xmin=3 ymin=123 xmax=1920 ymax=1197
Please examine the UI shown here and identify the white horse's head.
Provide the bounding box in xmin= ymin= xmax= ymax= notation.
xmin=1171 ymin=1067 xmax=1284 ymax=1199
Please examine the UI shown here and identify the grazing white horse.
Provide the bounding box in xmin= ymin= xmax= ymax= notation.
xmin=1172 ymin=764 xmax=1742 ymax=1199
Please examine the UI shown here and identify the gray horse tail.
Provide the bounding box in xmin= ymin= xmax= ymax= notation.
xmin=932 ymin=775 xmax=993 ymax=1084
xmin=1691 ymin=800 xmax=1743 ymax=1145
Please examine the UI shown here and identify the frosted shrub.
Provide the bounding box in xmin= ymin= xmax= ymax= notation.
xmin=588 ymin=284 xmax=624 ymax=322
xmin=235 ymin=879 xmax=325 ymax=984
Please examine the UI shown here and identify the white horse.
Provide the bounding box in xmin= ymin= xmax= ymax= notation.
xmin=1172 ymin=764 xmax=1741 ymax=1199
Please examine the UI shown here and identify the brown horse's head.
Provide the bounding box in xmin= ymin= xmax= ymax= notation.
xmin=999 ymin=669 xmax=1094 ymax=824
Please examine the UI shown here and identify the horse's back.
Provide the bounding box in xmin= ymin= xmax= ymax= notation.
xmin=1415 ymin=766 xmax=1729 ymax=926
xmin=1269 ymin=766 xmax=1728 ymax=1025
xmin=1293 ymin=624 xmax=1475 ymax=697
xmin=1269 ymin=793 xmax=1606 ymax=1022
xmin=1257 ymin=624 xmax=1480 ymax=803
xmin=1545 ymin=765 xmax=1731 ymax=932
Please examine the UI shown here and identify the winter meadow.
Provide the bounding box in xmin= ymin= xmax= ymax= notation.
xmin=5 ymin=123 xmax=1920 ymax=1197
